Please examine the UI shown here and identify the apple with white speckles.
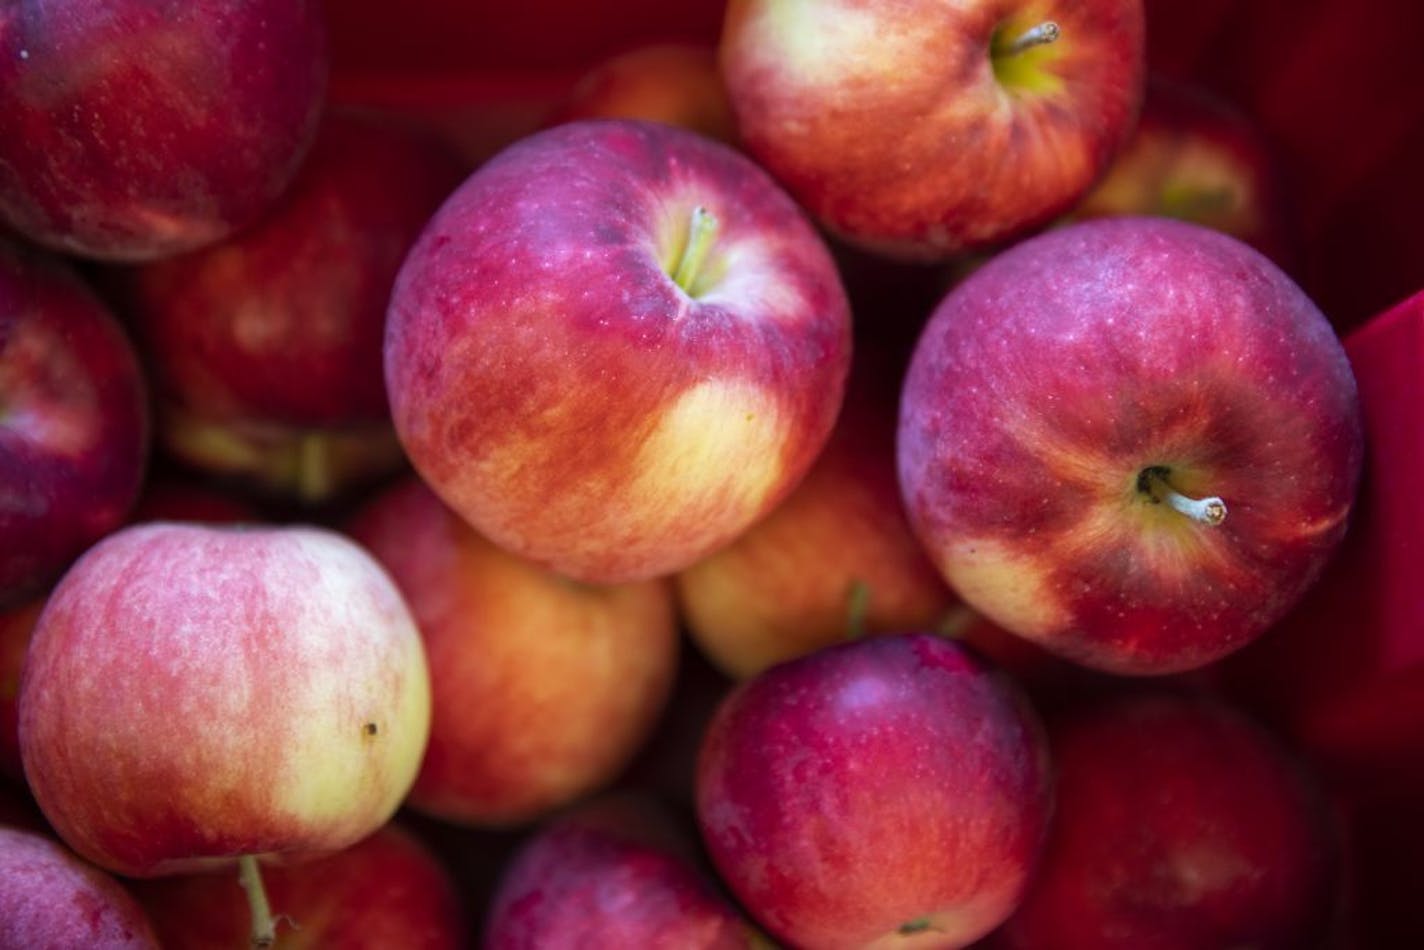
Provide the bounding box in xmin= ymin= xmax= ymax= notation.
xmin=897 ymin=216 xmax=1364 ymax=674
xmin=17 ymin=523 xmax=430 ymax=945
xmin=384 ymin=118 xmax=851 ymax=584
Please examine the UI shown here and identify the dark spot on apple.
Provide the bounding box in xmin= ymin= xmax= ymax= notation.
xmin=363 ymin=722 xmax=379 ymax=737
xmin=898 ymin=917 xmax=933 ymax=935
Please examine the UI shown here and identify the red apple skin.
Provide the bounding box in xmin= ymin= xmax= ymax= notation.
xmin=0 ymin=238 xmax=149 ymax=604
xmin=385 ymin=118 xmax=851 ymax=583
xmin=130 ymin=823 xmax=466 ymax=949
xmin=485 ymin=793 xmax=761 ymax=949
xmin=0 ymin=596 xmax=43 ymax=780
xmin=989 ymin=691 xmax=1342 ymax=950
xmin=0 ymin=0 xmax=328 ymax=262
xmin=696 ymin=632 xmax=1052 ymax=949
xmin=0 ymin=826 xmax=159 ymax=949
xmin=898 ymin=216 xmax=1363 ymax=675
xmin=677 ymin=363 xmax=956 ymax=680
xmin=719 ymin=0 xmax=1146 ymax=258
xmin=17 ymin=523 xmax=431 ymax=878
xmin=345 ymin=476 xmax=679 ymax=827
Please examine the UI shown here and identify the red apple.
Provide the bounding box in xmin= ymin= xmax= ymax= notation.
xmin=696 ymin=632 xmax=1051 ymax=949
xmin=485 ymin=792 xmax=762 ymax=949
xmin=0 ymin=826 xmax=159 ymax=948
xmin=989 ymin=691 xmax=1343 ymax=949
xmin=384 ymin=118 xmax=851 ymax=583
xmin=0 ymin=596 xmax=43 ymax=780
xmin=544 ymin=43 xmax=736 ymax=142
xmin=0 ymin=0 xmax=328 ymax=261
xmin=120 ymin=111 xmax=467 ymax=505
xmin=18 ymin=523 xmax=430 ymax=941
xmin=898 ymin=216 xmax=1363 ymax=674
xmin=346 ymin=476 xmax=678 ymax=826
xmin=1 ymin=237 xmax=149 ymax=604
xmin=719 ymin=0 xmax=1146 ymax=258
xmin=130 ymin=822 xmax=466 ymax=949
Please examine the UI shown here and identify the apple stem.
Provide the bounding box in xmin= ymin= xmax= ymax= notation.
xmin=997 ymin=21 xmax=1061 ymax=56
xmin=671 ymin=205 xmax=718 ymax=294
xmin=845 ymin=579 xmax=871 ymax=640
xmin=1139 ymin=467 xmax=1227 ymax=526
xmin=238 ymin=855 xmax=277 ymax=948
xmin=295 ymin=432 xmax=333 ymax=505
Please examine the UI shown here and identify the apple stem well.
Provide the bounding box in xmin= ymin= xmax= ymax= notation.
xmin=670 ymin=205 xmax=719 ymax=296
xmin=994 ymin=21 xmax=1061 ymax=58
xmin=238 ymin=854 xmax=277 ymax=948
xmin=1137 ymin=466 xmax=1228 ymax=526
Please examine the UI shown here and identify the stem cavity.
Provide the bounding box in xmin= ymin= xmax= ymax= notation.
xmin=995 ymin=21 xmax=1061 ymax=57
xmin=671 ymin=205 xmax=718 ymax=295
xmin=1138 ymin=466 xmax=1227 ymax=526
xmin=238 ymin=855 xmax=277 ymax=948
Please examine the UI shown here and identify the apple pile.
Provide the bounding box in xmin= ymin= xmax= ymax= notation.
xmin=2 ymin=0 xmax=1421 ymax=946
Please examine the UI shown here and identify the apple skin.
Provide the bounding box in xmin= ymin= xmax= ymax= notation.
xmin=719 ymin=0 xmax=1146 ymax=258
xmin=129 ymin=822 xmax=466 ymax=949
xmin=484 ymin=793 xmax=762 ymax=949
xmin=345 ymin=476 xmax=679 ymax=826
xmin=17 ymin=523 xmax=431 ymax=878
xmin=0 ymin=826 xmax=159 ymax=949
xmin=898 ymin=216 xmax=1364 ymax=675
xmin=120 ymin=111 xmax=467 ymax=505
xmin=696 ymin=632 xmax=1052 ymax=949
xmin=0 ymin=237 xmax=149 ymax=605
xmin=0 ymin=0 xmax=328 ymax=262
xmin=988 ymin=691 xmax=1342 ymax=950
xmin=385 ymin=118 xmax=851 ymax=583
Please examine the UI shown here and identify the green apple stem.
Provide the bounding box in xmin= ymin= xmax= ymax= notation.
xmin=1139 ymin=467 xmax=1228 ymax=526
xmin=845 ymin=579 xmax=871 ymax=640
xmin=671 ymin=205 xmax=719 ymax=294
xmin=996 ymin=21 xmax=1061 ymax=56
xmin=238 ymin=855 xmax=277 ymax=948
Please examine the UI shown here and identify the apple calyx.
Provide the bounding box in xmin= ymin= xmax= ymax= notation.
xmin=669 ymin=205 xmax=719 ymax=296
xmin=238 ymin=854 xmax=277 ymax=948
xmin=994 ymin=21 xmax=1061 ymax=58
xmin=1137 ymin=465 xmax=1228 ymax=526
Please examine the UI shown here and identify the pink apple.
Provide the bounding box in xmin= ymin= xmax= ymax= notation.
xmin=1 ymin=237 xmax=149 ymax=604
xmin=989 ymin=691 xmax=1343 ymax=949
xmin=0 ymin=0 xmax=328 ymax=261
xmin=130 ymin=822 xmax=466 ymax=949
xmin=485 ymin=792 xmax=762 ymax=949
xmin=0 ymin=826 xmax=159 ymax=949
xmin=346 ymin=476 xmax=679 ymax=826
xmin=898 ymin=216 xmax=1363 ymax=674
xmin=385 ymin=118 xmax=851 ymax=583
xmin=719 ymin=0 xmax=1146 ymax=258
xmin=696 ymin=632 xmax=1052 ymax=949
xmin=120 ymin=111 xmax=467 ymax=504
xmin=17 ymin=523 xmax=431 ymax=942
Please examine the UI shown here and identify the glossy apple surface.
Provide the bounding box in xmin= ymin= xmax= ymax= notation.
xmin=0 ymin=238 xmax=149 ymax=604
xmin=898 ymin=216 xmax=1363 ymax=674
xmin=696 ymin=632 xmax=1051 ymax=949
xmin=719 ymin=0 xmax=1145 ymax=257
xmin=18 ymin=523 xmax=430 ymax=878
xmin=385 ymin=118 xmax=851 ymax=583
xmin=346 ymin=476 xmax=679 ymax=826
xmin=0 ymin=0 xmax=328 ymax=261
xmin=0 ymin=826 xmax=158 ymax=949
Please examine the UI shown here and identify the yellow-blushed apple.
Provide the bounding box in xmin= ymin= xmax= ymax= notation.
xmin=898 ymin=216 xmax=1363 ymax=674
xmin=719 ymin=0 xmax=1146 ymax=258
xmin=384 ymin=118 xmax=851 ymax=583
xmin=17 ymin=523 xmax=431 ymax=946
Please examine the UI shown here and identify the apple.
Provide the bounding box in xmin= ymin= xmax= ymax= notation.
xmin=988 ymin=690 xmax=1343 ymax=949
xmin=0 ymin=826 xmax=159 ymax=948
xmin=0 ymin=0 xmax=328 ymax=261
xmin=345 ymin=476 xmax=679 ymax=826
xmin=119 ymin=111 xmax=467 ymax=505
xmin=484 ymin=792 xmax=763 ymax=949
xmin=130 ymin=822 xmax=467 ymax=949
xmin=384 ymin=118 xmax=852 ymax=583
xmin=18 ymin=523 xmax=430 ymax=944
xmin=718 ymin=0 xmax=1146 ymax=258
xmin=677 ymin=357 xmax=956 ymax=679
xmin=696 ymin=631 xmax=1052 ymax=949
xmin=898 ymin=216 xmax=1364 ymax=674
xmin=128 ymin=477 xmax=260 ymax=525
xmin=1 ymin=237 xmax=149 ymax=605
xmin=544 ymin=43 xmax=736 ymax=142
xmin=0 ymin=596 xmax=43 ymax=780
